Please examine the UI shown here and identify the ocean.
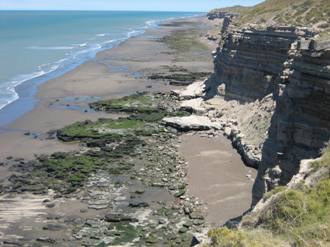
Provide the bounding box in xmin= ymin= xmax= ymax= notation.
xmin=0 ymin=11 xmax=200 ymax=113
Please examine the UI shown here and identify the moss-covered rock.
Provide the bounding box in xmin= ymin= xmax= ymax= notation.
xmin=148 ymin=72 xmax=211 ymax=86
xmin=6 ymin=153 xmax=107 ymax=194
xmin=90 ymin=93 xmax=157 ymax=113
xmin=57 ymin=117 xmax=154 ymax=142
xmin=108 ymin=222 xmax=142 ymax=245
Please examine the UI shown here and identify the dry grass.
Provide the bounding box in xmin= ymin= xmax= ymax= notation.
xmin=212 ymin=0 xmax=330 ymax=38
xmin=206 ymin=147 xmax=330 ymax=247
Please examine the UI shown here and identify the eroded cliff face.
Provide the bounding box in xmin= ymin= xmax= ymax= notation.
xmin=213 ymin=27 xmax=304 ymax=102
xmin=209 ymin=19 xmax=330 ymax=204
xmin=254 ymin=39 xmax=330 ymax=203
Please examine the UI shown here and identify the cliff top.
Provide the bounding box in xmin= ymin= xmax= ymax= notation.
xmin=210 ymin=0 xmax=330 ymax=40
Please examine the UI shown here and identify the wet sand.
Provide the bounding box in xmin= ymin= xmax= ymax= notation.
xmin=179 ymin=133 xmax=257 ymax=226
xmin=0 ymin=17 xmax=215 ymax=160
xmin=0 ymin=17 xmax=221 ymax=243
xmin=0 ymin=15 xmax=256 ymax=244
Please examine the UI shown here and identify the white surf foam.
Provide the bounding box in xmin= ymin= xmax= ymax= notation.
xmin=0 ymin=13 xmax=196 ymax=112
xmin=28 ymin=46 xmax=75 ymax=50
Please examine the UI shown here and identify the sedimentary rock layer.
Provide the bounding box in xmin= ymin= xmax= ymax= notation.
xmin=210 ymin=19 xmax=330 ymax=204
xmin=254 ymin=39 xmax=330 ymax=203
xmin=213 ymin=27 xmax=313 ymax=102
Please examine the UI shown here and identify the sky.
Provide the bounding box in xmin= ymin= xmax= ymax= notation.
xmin=0 ymin=0 xmax=264 ymax=12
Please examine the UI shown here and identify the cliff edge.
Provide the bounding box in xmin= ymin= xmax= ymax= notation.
xmin=191 ymin=0 xmax=330 ymax=245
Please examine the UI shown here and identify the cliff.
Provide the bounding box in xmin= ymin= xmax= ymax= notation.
xmin=201 ymin=1 xmax=330 ymax=245
xmin=207 ymin=152 xmax=330 ymax=246
xmin=254 ymin=38 xmax=330 ymax=204
xmin=206 ymin=0 xmax=330 ymax=205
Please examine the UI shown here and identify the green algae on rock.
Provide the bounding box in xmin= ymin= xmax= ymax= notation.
xmin=90 ymin=93 xmax=157 ymax=113
xmin=1 ymin=91 xmax=207 ymax=246
xmin=57 ymin=116 xmax=164 ymax=142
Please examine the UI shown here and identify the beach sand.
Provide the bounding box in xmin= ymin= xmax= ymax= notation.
xmin=179 ymin=133 xmax=257 ymax=226
xmin=0 ymin=17 xmax=215 ymax=160
xmin=0 ymin=16 xmax=256 ymax=242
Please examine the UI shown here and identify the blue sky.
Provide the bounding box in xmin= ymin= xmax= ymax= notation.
xmin=0 ymin=0 xmax=264 ymax=12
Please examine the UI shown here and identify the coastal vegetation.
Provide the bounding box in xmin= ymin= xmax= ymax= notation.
xmin=212 ymin=0 xmax=330 ymax=39
xmin=206 ymin=148 xmax=330 ymax=247
xmin=57 ymin=118 xmax=145 ymax=141
xmin=90 ymin=93 xmax=157 ymax=113
xmin=58 ymin=93 xmax=192 ymax=142
xmin=1 ymin=1 xmax=329 ymax=245
xmin=161 ymin=29 xmax=209 ymax=55
xmin=205 ymin=0 xmax=330 ymax=245
xmin=1 ymin=92 xmax=206 ymax=246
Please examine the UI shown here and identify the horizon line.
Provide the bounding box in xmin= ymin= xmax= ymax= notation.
xmin=0 ymin=9 xmax=207 ymax=12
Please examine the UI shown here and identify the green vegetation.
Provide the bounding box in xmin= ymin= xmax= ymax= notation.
xmin=9 ymin=138 xmax=141 ymax=194
xmin=207 ymin=228 xmax=288 ymax=247
xmin=161 ymin=29 xmax=209 ymax=54
xmin=7 ymin=92 xmax=191 ymax=196
xmin=312 ymin=147 xmax=330 ymax=170
xmin=57 ymin=118 xmax=147 ymax=141
xmin=31 ymin=92 xmax=190 ymax=194
xmin=261 ymin=181 xmax=330 ymax=239
xmin=238 ymin=0 xmax=330 ymax=26
xmin=90 ymin=93 xmax=156 ymax=113
xmin=263 ymin=186 xmax=286 ymax=200
xmin=57 ymin=112 xmax=190 ymax=142
xmin=90 ymin=92 xmax=191 ymax=117
xmin=215 ymin=0 xmax=330 ymax=39
xmin=148 ymin=71 xmax=211 ymax=86
xmin=37 ymin=153 xmax=103 ymax=190
xmin=207 ymin=148 xmax=330 ymax=247
xmin=109 ymin=223 xmax=141 ymax=245
xmin=8 ymin=153 xmax=109 ymax=194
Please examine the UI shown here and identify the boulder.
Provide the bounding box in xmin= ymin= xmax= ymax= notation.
xmin=162 ymin=115 xmax=221 ymax=131
xmin=180 ymin=98 xmax=206 ymax=114
xmin=172 ymin=80 xmax=206 ymax=100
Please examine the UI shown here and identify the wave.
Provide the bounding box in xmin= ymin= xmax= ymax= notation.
xmin=0 ymin=70 xmax=46 ymax=110
xmin=0 ymin=36 xmax=132 ymax=110
xmin=72 ymin=43 xmax=88 ymax=47
xmin=28 ymin=46 xmax=75 ymax=50
xmin=0 ymin=13 xmax=197 ymax=112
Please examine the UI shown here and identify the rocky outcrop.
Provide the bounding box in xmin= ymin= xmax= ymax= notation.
xmin=253 ymin=39 xmax=330 ymax=204
xmin=162 ymin=115 xmax=221 ymax=131
xmin=207 ymin=10 xmax=235 ymax=20
xmin=172 ymin=80 xmax=207 ymax=100
xmin=212 ymin=26 xmax=314 ymax=102
xmin=208 ymin=18 xmax=330 ymax=205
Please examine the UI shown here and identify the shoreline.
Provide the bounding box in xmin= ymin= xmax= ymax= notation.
xmin=0 ymin=15 xmax=257 ymax=246
xmin=0 ymin=14 xmax=202 ymax=128
xmin=0 ymin=16 xmax=215 ymax=160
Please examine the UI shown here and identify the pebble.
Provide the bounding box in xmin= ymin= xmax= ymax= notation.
xmin=88 ymin=204 xmax=108 ymax=210
xmin=36 ymin=237 xmax=56 ymax=244
xmin=80 ymin=208 xmax=88 ymax=213
xmin=3 ymin=240 xmax=23 ymax=246
xmin=178 ymin=227 xmax=188 ymax=233
xmin=158 ymin=219 xmax=167 ymax=225
xmin=42 ymin=224 xmax=64 ymax=231
xmin=45 ymin=202 xmax=55 ymax=208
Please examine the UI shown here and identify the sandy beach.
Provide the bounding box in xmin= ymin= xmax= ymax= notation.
xmin=0 ymin=16 xmax=257 ymax=245
xmin=179 ymin=133 xmax=256 ymax=226
xmin=0 ymin=17 xmax=215 ymax=160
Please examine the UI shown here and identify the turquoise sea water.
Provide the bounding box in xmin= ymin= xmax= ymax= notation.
xmin=0 ymin=11 xmax=200 ymax=112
